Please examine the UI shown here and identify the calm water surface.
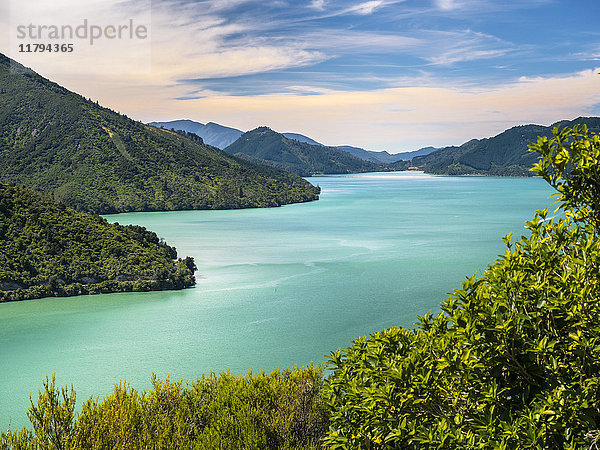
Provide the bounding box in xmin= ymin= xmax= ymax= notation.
xmin=0 ymin=172 xmax=553 ymax=429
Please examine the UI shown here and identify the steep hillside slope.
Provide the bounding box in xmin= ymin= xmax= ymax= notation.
xmin=281 ymin=132 xmax=323 ymax=146
xmin=0 ymin=54 xmax=319 ymax=214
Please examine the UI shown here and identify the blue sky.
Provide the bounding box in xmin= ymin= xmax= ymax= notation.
xmin=180 ymin=0 xmax=598 ymax=94
xmin=3 ymin=0 xmax=600 ymax=152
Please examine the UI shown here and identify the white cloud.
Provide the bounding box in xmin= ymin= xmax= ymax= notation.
xmin=299 ymin=29 xmax=422 ymax=52
xmin=2 ymin=0 xmax=513 ymax=83
xmin=310 ymin=0 xmax=326 ymax=11
xmin=427 ymin=48 xmax=507 ymax=65
xmin=6 ymin=0 xmax=152 ymax=75
xmin=421 ymin=30 xmax=512 ymax=66
xmin=346 ymin=1 xmax=386 ymax=15
xmin=4 ymin=0 xmax=595 ymax=154
xmin=3 ymin=0 xmax=328 ymax=82
xmin=182 ymin=46 xmax=326 ymax=80
xmin=435 ymin=0 xmax=461 ymax=11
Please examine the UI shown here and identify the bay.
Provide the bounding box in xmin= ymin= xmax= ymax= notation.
xmin=0 ymin=172 xmax=554 ymax=429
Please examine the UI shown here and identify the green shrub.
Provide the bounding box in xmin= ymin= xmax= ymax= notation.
xmin=322 ymin=125 xmax=600 ymax=448
xmin=1 ymin=367 xmax=328 ymax=449
xmin=0 ymin=182 xmax=196 ymax=302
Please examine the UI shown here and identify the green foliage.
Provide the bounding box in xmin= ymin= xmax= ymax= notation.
xmin=224 ymin=127 xmax=384 ymax=176
xmin=1 ymin=367 xmax=328 ymax=449
xmin=28 ymin=375 xmax=76 ymax=450
xmin=0 ymin=54 xmax=320 ymax=214
xmin=531 ymin=124 xmax=600 ymax=227
xmin=322 ymin=125 xmax=600 ymax=448
xmin=0 ymin=183 xmax=195 ymax=302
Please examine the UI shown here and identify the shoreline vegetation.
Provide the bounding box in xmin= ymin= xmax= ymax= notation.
xmin=2 ymin=125 xmax=599 ymax=448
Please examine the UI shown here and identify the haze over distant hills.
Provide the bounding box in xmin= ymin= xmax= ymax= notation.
xmin=149 ymin=118 xmax=438 ymax=164
xmin=149 ymin=116 xmax=600 ymax=178
xmin=0 ymin=53 xmax=320 ymax=214
xmin=148 ymin=119 xmax=244 ymax=149
xmin=223 ymin=127 xmax=383 ymax=176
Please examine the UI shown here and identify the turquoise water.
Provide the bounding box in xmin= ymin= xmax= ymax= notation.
xmin=0 ymin=172 xmax=553 ymax=430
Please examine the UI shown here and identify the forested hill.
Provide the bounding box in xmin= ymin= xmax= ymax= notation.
xmin=0 ymin=183 xmax=196 ymax=302
xmin=399 ymin=117 xmax=600 ymax=176
xmin=0 ymin=54 xmax=320 ymax=214
xmin=224 ymin=127 xmax=384 ymax=176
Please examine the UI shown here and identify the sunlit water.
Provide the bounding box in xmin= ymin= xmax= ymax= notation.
xmin=0 ymin=172 xmax=554 ymax=429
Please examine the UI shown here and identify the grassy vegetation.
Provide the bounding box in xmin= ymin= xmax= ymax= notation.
xmin=0 ymin=182 xmax=196 ymax=302
xmin=0 ymin=54 xmax=320 ymax=214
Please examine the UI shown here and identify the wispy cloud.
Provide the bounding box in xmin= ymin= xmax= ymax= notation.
xmin=115 ymin=68 xmax=600 ymax=152
xmin=428 ymin=0 xmax=554 ymax=17
xmin=421 ymin=30 xmax=513 ymax=66
xmin=346 ymin=1 xmax=387 ymax=15
xmin=435 ymin=0 xmax=461 ymax=11
xmin=310 ymin=0 xmax=326 ymax=11
xmin=3 ymin=0 xmax=596 ymax=153
xmin=293 ymin=28 xmax=512 ymax=69
xmin=298 ymin=29 xmax=423 ymax=53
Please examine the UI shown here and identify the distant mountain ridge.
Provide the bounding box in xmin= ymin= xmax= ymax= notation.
xmin=148 ymin=119 xmax=433 ymax=163
xmin=223 ymin=127 xmax=383 ymax=176
xmin=281 ymin=132 xmax=323 ymax=147
xmin=394 ymin=146 xmax=440 ymax=161
xmin=0 ymin=53 xmax=320 ymax=214
xmin=403 ymin=117 xmax=600 ymax=176
xmin=147 ymin=115 xmax=600 ymax=178
xmin=148 ymin=119 xmax=243 ymax=149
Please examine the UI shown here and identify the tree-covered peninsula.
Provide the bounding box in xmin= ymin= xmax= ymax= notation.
xmin=0 ymin=182 xmax=196 ymax=302
xmin=0 ymin=54 xmax=320 ymax=214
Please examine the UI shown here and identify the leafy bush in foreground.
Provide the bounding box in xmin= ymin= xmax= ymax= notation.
xmin=1 ymin=367 xmax=328 ymax=449
xmin=322 ymin=125 xmax=600 ymax=448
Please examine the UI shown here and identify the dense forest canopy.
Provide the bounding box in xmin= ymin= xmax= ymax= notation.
xmin=401 ymin=117 xmax=600 ymax=176
xmin=0 ymin=182 xmax=196 ymax=302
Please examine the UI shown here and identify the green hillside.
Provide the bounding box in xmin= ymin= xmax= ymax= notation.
xmin=0 ymin=182 xmax=196 ymax=302
xmin=402 ymin=117 xmax=600 ymax=176
xmin=0 ymin=54 xmax=319 ymax=214
xmin=224 ymin=127 xmax=384 ymax=176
